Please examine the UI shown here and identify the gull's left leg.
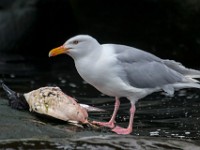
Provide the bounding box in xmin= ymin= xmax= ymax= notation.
xmin=112 ymin=103 xmax=136 ymax=134
xmin=92 ymin=97 xmax=120 ymax=128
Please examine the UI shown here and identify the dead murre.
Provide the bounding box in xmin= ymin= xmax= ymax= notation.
xmin=1 ymin=81 xmax=104 ymax=128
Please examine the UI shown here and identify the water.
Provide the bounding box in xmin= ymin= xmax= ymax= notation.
xmin=0 ymin=54 xmax=200 ymax=149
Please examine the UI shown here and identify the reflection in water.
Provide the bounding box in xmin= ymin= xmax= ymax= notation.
xmin=71 ymin=135 xmax=200 ymax=150
xmin=0 ymin=140 xmax=61 ymax=150
xmin=0 ymin=55 xmax=200 ymax=149
xmin=0 ymin=136 xmax=200 ymax=150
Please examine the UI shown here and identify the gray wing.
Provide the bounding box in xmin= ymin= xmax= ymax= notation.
xmin=112 ymin=44 xmax=185 ymax=89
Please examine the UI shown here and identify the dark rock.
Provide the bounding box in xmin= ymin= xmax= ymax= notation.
xmin=0 ymin=98 xmax=72 ymax=139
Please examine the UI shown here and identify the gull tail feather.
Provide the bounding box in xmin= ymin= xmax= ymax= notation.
xmin=173 ymin=82 xmax=200 ymax=90
xmin=162 ymin=82 xmax=200 ymax=96
xmin=164 ymin=60 xmax=200 ymax=79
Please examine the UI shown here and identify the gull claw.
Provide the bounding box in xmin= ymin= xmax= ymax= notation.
xmin=92 ymin=120 xmax=115 ymax=129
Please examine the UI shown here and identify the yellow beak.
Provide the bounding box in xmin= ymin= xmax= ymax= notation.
xmin=48 ymin=46 xmax=68 ymax=57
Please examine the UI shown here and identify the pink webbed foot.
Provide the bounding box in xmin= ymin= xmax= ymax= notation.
xmin=112 ymin=125 xmax=133 ymax=135
xmin=92 ymin=120 xmax=115 ymax=128
xmin=111 ymin=104 xmax=135 ymax=134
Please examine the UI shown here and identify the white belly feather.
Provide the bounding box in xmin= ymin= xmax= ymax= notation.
xmin=74 ymin=45 xmax=132 ymax=97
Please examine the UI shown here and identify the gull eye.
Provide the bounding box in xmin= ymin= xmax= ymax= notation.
xmin=73 ymin=40 xmax=79 ymax=45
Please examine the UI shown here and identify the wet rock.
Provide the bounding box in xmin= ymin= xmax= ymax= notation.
xmin=0 ymin=98 xmax=74 ymax=140
xmin=1 ymin=95 xmax=108 ymax=141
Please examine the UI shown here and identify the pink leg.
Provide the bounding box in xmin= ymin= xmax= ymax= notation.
xmin=112 ymin=103 xmax=136 ymax=134
xmin=92 ymin=97 xmax=120 ymax=128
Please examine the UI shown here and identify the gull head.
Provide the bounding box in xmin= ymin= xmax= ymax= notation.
xmin=49 ymin=35 xmax=100 ymax=59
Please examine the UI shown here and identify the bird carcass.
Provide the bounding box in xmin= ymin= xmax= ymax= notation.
xmin=1 ymin=82 xmax=103 ymax=127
